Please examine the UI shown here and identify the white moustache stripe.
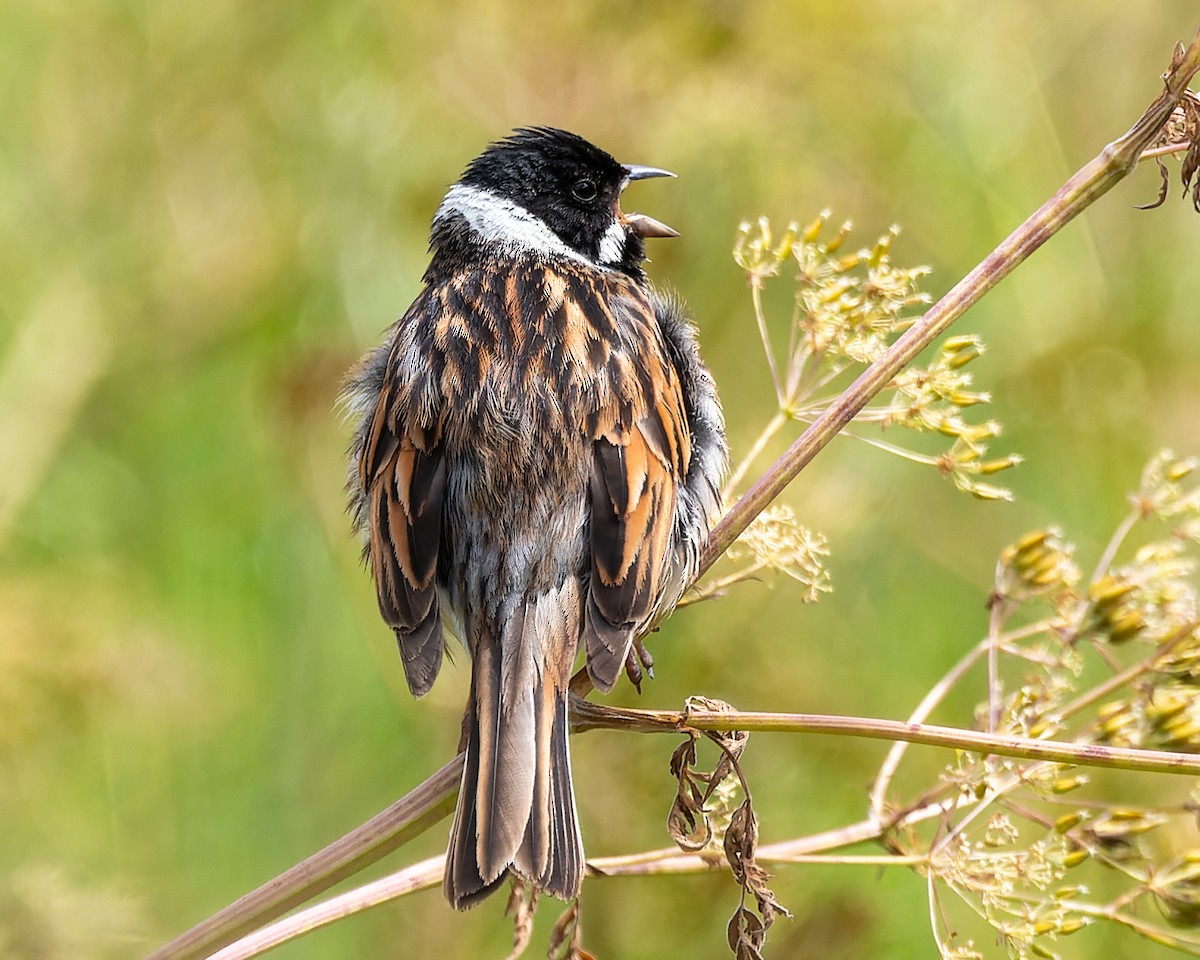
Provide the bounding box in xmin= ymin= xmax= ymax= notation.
xmin=434 ymin=184 xmax=609 ymax=270
xmin=597 ymin=219 xmax=626 ymax=266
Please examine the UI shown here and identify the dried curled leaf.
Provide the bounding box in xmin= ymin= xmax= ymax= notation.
xmin=724 ymin=800 xmax=758 ymax=887
xmin=690 ymin=696 xmax=750 ymax=796
xmin=503 ymin=877 xmax=538 ymax=960
xmin=669 ymin=736 xmax=698 ymax=780
xmin=726 ymin=907 xmax=766 ymax=960
xmin=1139 ymin=90 xmax=1200 ymax=211
xmin=547 ymin=900 xmax=592 ymax=960
xmin=667 ymin=734 xmax=713 ymax=851
xmin=667 ymin=787 xmax=711 ymax=851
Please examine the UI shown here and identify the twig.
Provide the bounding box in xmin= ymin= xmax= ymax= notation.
xmin=1056 ymin=618 xmax=1200 ymax=722
xmin=570 ymin=699 xmax=1200 ymax=777
xmin=1140 ymin=140 xmax=1194 ymax=160
xmin=868 ymin=636 xmax=992 ymax=822
xmin=144 ymin=758 xmax=461 ymax=960
xmin=203 ymin=857 xmax=444 ymax=960
xmin=697 ymin=29 xmax=1200 ymax=578
xmin=724 ymin=409 xmax=789 ymax=497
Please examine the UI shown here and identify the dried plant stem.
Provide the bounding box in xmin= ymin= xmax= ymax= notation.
xmin=144 ymin=759 xmax=461 ymax=960
xmin=698 ymin=28 xmax=1200 ymax=578
xmin=152 ymin=689 xmax=1200 ymax=960
xmin=595 ymin=848 xmax=927 ymax=874
xmin=599 ymin=796 xmax=963 ymax=881
xmin=1141 ymin=140 xmax=1195 ymax=160
xmin=1057 ymin=619 xmax=1200 ymax=722
xmin=207 ymin=821 xmax=939 ymax=958
xmin=868 ymin=636 xmax=992 ymax=821
xmin=751 ymin=279 xmax=783 ymax=402
xmin=178 ymin=678 xmax=1200 ymax=960
xmin=570 ymin=700 xmax=1200 ymax=777
xmin=204 ymin=857 xmax=444 ymax=960
xmin=1093 ymin=505 xmax=1142 ymax=583
xmin=724 ymin=409 xmax=789 ymax=497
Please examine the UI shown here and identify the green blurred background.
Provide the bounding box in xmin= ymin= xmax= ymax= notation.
xmin=2 ymin=1 xmax=1199 ymax=957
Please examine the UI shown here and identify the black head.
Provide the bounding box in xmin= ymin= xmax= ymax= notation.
xmin=430 ymin=126 xmax=677 ymax=278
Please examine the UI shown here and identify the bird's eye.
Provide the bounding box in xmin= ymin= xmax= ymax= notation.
xmin=571 ymin=179 xmax=597 ymax=202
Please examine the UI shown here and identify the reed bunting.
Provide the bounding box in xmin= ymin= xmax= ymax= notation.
xmin=344 ymin=126 xmax=727 ymax=908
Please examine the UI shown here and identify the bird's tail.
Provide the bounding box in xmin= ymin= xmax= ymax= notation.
xmin=444 ymin=588 xmax=584 ymax=909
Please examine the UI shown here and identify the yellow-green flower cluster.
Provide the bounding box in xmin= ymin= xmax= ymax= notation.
xmin=1097 ymin=684 xmax=1200 ymax=752
xmin=734 ymin=213 xmax=1019 ymax=501
xmin=932 ymin=826 xmax=1083 ymax=957
xmin=996 ymin=529 xmax=1082 ymax=604
xmin=725 ymin=504 xmax=832 ymax=604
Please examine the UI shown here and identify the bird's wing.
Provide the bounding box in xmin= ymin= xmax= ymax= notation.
xmin=357 ymin=321 xmax=448 ymax=699
xmin=584 ymin=291 xmax=693 ymax=692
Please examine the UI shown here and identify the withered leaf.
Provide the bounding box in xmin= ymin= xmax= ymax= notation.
xmin=1139 ymin=91 xmax=1200 ymax=212
xmin=686 ymin=695 xmax=734 ymax=713
xmin=668 ymin=791 xmax=712 ymax=851
xmin=548 ymin=901 xmax=583 ymax=960
xmin=747 ymin=862 xmax=791 ymax=924
xmin=723 ymin=800 xmax=758 ymax=885
xmin=669 ymin=737 xmax=698 ymax=779
xmin=705 ymin=729 xmax=750 ymax=801
xmin=1184 ymin=137 xmax=1200 ymax=212
xmin=726 ymin=907 xmax=766 ymax=960
xmin=1136 ymin=158 xmax=1171 ymax=210
xmin=503 ymin=878 xmax=537 ymax=960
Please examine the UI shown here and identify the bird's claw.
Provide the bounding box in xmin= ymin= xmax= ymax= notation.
xmin=624 ymin=638 xmax=655 ymax=694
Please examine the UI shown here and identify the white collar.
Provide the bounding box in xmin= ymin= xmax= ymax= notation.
xmin=434 ymin=183 xmax=620 ymax=270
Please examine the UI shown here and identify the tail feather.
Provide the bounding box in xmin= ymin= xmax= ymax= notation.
xmin=444 ymin=587 xmax=584 ymax=910
xmin=444 ymin=702 xmax=506 ymax=908
xmin=541 ymin=690 xmax=583 ymax=898
xmin=478 ymin=614 xmax=537 ymax=879
xmin=514 ymin=655 xmax=556 ymax=882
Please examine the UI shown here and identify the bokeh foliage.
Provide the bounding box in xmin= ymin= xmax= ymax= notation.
xmin=1 ymin=1 xmax=1199 ymax=958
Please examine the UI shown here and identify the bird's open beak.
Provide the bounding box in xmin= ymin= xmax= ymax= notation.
xmin=620 ymin=164 xmax=680 ymax=239
xmin=621 ymin=164 xmax=675 ymax=184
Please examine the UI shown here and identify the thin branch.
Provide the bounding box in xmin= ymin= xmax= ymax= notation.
xmin=570 ymin=699 xmax=1200 ymax=777
xmin=204 ymin=857 xmax=444 ymax=960
xmin=868 ymin=636 xmax=992 ymax=822
xmin=603 ymin=793 xmax=965 ymax=880
xmin=144 ymin=759 xmax=461 ymax=960
xmin=697 ymin=29 xmax=1200 ymax=578
xmin=724 ymin=409 xmax=789 ymax=497
xmin=1140 ymin=139 xmax=1194 ymax=160
xmin=750 ymin=279 xmax=783 ymax=402
xmin=1056 ymin=618 xmax=1200 ymax=722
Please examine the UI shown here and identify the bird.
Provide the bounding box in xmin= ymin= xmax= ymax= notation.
xmin=343 ymin=126 xmax=727 ymax=909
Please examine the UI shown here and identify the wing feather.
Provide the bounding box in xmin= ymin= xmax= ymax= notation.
xmin=584 ymin=295 xmax=692 ymax=692
xmin=362 ymin=365 xmax=447 ymax=698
